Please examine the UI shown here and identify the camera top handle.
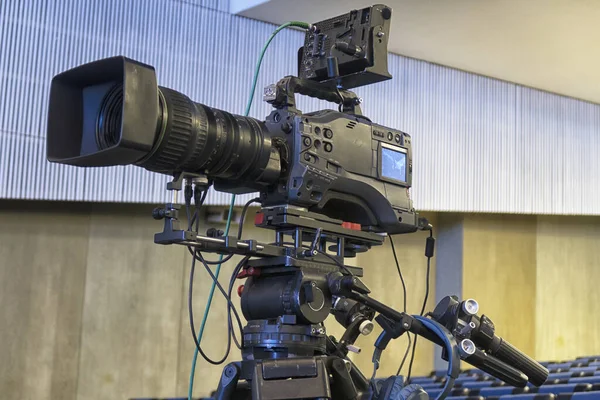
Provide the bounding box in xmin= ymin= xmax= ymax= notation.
xmin=264 ymin=75 xmax=364 ymax=115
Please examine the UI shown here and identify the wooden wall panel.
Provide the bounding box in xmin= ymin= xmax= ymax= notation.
xmin=0 ymin=201 xmax=91 ymax=400
xmin=535 ymin=216 xmax=600 ymax=361
xmin=353 ymin=212 xmax=438 ymax=379
xmin=76 ymin=204 xmax=185 ymax=400
xmin=462 ymin=214 xmax=537 ymax=357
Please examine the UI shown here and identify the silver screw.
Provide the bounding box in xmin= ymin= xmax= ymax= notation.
xmin=377 ymin=31 xmax=385 ymax=38
xmin=347 ymin=344 xmax=361 ymax=354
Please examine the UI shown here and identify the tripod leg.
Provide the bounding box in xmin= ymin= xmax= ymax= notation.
xmin=330 ymin=358 xmax=359 ymax=400
xmin=214 ymin=362 xmax=241 ymax=400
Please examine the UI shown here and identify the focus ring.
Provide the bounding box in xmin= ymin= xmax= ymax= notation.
xmin=142 ymin=87 xmax=203 ymax=172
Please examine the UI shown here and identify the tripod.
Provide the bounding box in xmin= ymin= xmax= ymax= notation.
xmin=214 ymin=206 xmax=382 ymax=400
xmin=154 ymin=199 xmax=426 ymax=400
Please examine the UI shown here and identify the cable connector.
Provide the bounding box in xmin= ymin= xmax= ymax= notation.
xmin=418 ymin=216 xmax=433 ymax=231
xmin=425 ymin=236 xmax=435 ymax=258
xmin=206 ymin=227 xmax=224 ymax=238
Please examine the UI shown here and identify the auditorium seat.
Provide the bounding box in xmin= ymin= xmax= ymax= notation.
xmin=470 ymin=386 xmax=529 ymax=397
xmin=457 ymin=380 xmax=503 ymax=388
xmin=425 ymin=387 xmax=470 ymax=397
xmin=445 ymin=397 xmax=485 ymax=400
xmin=569 ymin=367 xmax=598 ymax=374
xmin=557 ymin=393 xmax=600 ymax=400
xmin=534 ymin=383 xmax=592 ymax=394
xmin=410 ymin=376 xmax=440 ymax=384
xmin=455 ymin=376 xmax=493 ymax=383
xmin=569 ymin=376 xmax=600 ymax=385
xmin=496 ymin=395 xmax=557 ymax=400
xmin=549 ymin=373 xmax=577 ymax=380
xmin=418 ymin=382 xmax=443 ymax=389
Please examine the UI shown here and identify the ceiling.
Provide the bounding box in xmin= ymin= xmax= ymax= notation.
xmin=233 ymin=0 xmax=600 ymax=104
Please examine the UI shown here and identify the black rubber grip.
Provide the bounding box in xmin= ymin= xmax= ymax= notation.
xmin=492 ymin=338 xmax=549 ymax=386
xmin=464 ymin=348 xmax=528 ymax=387
xmin=294 ymin=80 xmax=348 ymax=104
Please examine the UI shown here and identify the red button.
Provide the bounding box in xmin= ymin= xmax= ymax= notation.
xmin=237 ymin=285 xmax=244 ymax=297
xmin=254 ymin=212 xmax=265 ymax=225
xmin=342 ymin=221 xmax=362 ymax=230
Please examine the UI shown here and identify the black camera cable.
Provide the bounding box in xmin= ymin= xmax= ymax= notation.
xmin=185 ymin=185 xmax=248 ymax=364
xmin=406 ymin=229 xmax=435 ymax=383
xmin=185 ymin=185 xmax=235 ymax=364
xmin=389 ymin=236 xmax=413 ymax=377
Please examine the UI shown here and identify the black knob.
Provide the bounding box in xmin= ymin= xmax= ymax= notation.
xmin=382 ymin=7 xmax=392 ymax=20
xmin=152 ymin=207 xmax=165 ymax=220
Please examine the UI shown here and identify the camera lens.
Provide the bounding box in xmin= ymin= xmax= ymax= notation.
xmin=96 ymin=84 xmax=123 ymax=150
xmin=135 ymin=86 xmax=281 ymax=187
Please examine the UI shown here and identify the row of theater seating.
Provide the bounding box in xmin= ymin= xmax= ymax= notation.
xmin=411 ymin=355 xmax=600 ymax=399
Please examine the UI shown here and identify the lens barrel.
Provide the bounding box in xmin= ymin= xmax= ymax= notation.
xmin=48 ymin=56 xmax=281 ymax=190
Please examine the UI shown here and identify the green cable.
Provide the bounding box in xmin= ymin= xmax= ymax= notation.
xmin=188 ymin=20 xmax=310 ymax=400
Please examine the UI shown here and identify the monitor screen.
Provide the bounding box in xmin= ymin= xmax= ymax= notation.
xmin=381 ymin=146 xmax=407 ymax=182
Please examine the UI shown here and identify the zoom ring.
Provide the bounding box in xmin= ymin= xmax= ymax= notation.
xmin=143 ymin=87 xmax=204 ymax=172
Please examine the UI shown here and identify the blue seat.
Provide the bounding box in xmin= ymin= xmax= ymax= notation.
xmin=471 ymin=386 xmax=529 ymax=396
xmin=425 ymin=387 xmax=470 ymax=398
xmin=455 ymin=376 xmax=491 ymax=383
xmin=498 ymin=395 xmax=557 ymax=400
xmin=556 ymin=392 xmax=600 ymax=399
xmin=535 ymin=383 xmax=592 ymax=394
xmin=419 ymin=382 xmax=443 ymax=389
xmin=589 ymin=362 xmax=600 ymax=368
xmin=550 ymin=373 xmax=578 ymax=380
xmin=576 ymin=356 xmax=600 ymax=362
xmin=571 ymin=367 xmax=598 ymax=374
xmin=570 ymin=377 xmax=600 ymax=384
xmin=460 ymin=369 xmax=486 ymax=376
xmin=431 ymin=369 xmax=448 ymax=377
xmin=410 ymin=376 xmax=440 ymax=384
xmin=445 ymin=397 xmax=485 ymax=400
xmin=458 ymin=380 xmax=500 ymax=388
xmin=549 ymin=363 xmax=577 ymax=370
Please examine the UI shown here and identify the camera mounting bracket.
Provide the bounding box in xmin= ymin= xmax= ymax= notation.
xmin=264 ymin=76 xmax=363 ymax=115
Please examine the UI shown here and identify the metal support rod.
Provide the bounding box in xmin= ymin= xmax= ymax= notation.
xmin=348 ymin=292 xmax=443 ymax=346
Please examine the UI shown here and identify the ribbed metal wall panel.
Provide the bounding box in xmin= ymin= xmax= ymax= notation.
xmin=1 ymin=0 xmax=599 ymax=213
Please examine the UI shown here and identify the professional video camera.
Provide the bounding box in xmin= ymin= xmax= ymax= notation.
xmin=45 ymin=5 xmax=548 ymax=400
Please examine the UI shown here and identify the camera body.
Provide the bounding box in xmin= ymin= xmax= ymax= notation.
xmin=250 ymin=108 xmax=416 ymax=234
xmin=47 ymin=56 xmax=418 ymax=234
